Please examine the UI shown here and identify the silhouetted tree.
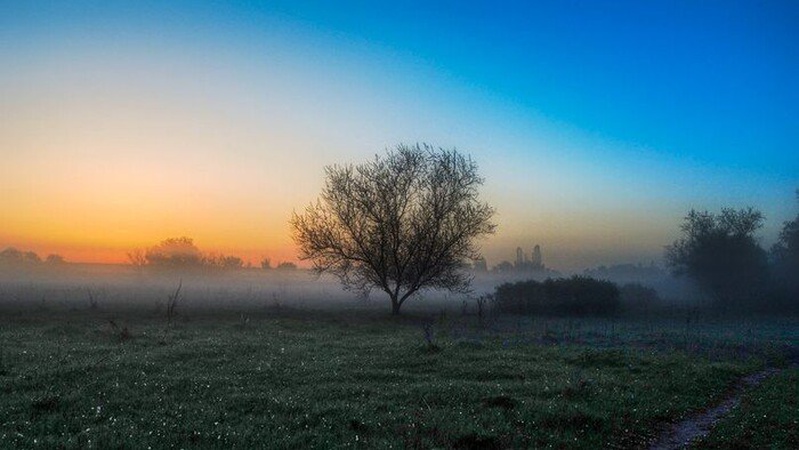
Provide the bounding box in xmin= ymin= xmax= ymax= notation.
xmin=665 ymin=208 xmax=768 ymax=309
xmin=292 ymin=144 xmax=495 ymax=315
xmin=24 ymin=251 xmax=41 ymax=264
xmin=0 ymin=247 xmax=24 ymax=265
xmin=771 ymin=190 xmax=799 ymax=301
xmin=45 ymin=254 xmax=66 ymax=265
xmin=145 ymin=237 xmax=204 ymax=268
xmin=260 ymin=257 xmax=272 ymax=270
xmin=220 ymin=255 xmax=244 ymax=269
xmin=127 ymin=249 xmax=147 ymax=267
xmin=0 ymin=247 xmax=41 ymax=266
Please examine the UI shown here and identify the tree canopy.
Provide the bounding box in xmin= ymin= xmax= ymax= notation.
xmin=291 ymin=144 xmax=495 ymax=314
xmin=665 ymin=208 xmax=768 ymax=308
xmin=144 ymin=237 xmax=204 ymax=268
xmin=0 ymin=247 xmax=43 ymax=266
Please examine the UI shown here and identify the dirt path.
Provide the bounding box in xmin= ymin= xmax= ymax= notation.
xmin=648 ymin=367 xmax=781 ymax=450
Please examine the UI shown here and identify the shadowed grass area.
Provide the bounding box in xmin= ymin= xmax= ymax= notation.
xmin=0 ymin=307 xmax=793 ymax=448
xmin=696 ymin=368 xmax=799 ymax=449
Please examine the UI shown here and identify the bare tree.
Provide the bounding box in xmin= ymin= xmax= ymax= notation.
xmin=166 ymin=281 xmax=182 ymax=327
xmin=159 ymin=281 xmax=183 ymax=345
xmin=291 ymin=144 xmax=495 ymax=315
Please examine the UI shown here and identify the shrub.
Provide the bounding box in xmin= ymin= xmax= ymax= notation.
xmin=494 ymin=276 xmax=620 ymax=316
xmin=619 ymin=283 xmax=660 ymax=310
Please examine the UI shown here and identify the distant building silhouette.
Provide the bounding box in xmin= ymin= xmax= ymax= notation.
xmin=491 ymin=243 xmax=559 ymax=279
xmin=505 ymin=244 xmax=547 ymax=273
xmin=532 ymin=245 xmax=542 ymax=269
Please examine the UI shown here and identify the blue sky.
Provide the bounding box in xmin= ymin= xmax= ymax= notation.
xmin=1 ymin=1 xmax=797 ymax=269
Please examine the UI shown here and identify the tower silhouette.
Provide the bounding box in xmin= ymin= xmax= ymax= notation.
xmin=532 ymin=245 xmax=542 ymax=269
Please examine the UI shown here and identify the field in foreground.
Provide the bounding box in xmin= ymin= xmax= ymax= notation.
xmin=1 ymin=304 xmax=797 ymax=449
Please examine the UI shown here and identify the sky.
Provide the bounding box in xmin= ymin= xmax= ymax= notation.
xmin=1 ymin=1 xmax=797 ymax=271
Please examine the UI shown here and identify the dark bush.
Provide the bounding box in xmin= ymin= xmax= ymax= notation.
xmin=770 ymin=190 xmax=799 ymax=312
xmin=619 ymin=283 xmax=660 ymax=310
xmin=494 ymin=276 xmax=620 ymax=316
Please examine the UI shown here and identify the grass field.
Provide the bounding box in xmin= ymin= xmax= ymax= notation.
xmin=696 ymin=368 xmax=799 ymax=449
xmin=1 ymin=297 xmax=797 ymax=449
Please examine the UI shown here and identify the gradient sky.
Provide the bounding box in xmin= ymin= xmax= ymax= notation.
xmin=1 ymin=1 xmax=797 ymax=271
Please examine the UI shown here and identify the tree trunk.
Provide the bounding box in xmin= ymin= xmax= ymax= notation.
xmin=391 ymin=297 xmax=402 ymax=315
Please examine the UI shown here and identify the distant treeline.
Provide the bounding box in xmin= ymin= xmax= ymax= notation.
xmin=0 ymin=237 xmax=299 ymax=272
xmin=127 ymin=237 xmax=297 ymax=271
xmin=583 ymin=263 xmax=664 ymax=283
xmin=0 ymin=247 xmax=65 ymax=266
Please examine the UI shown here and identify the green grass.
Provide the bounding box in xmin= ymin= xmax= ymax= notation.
xmin=697 ymin=368 xmax=799 ymax=449
xmin=0 ymin=306 xmax=794 ymax=449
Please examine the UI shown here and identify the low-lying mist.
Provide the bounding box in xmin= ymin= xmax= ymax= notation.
xmin=0 ymin=262 xmax=704 ymax=319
